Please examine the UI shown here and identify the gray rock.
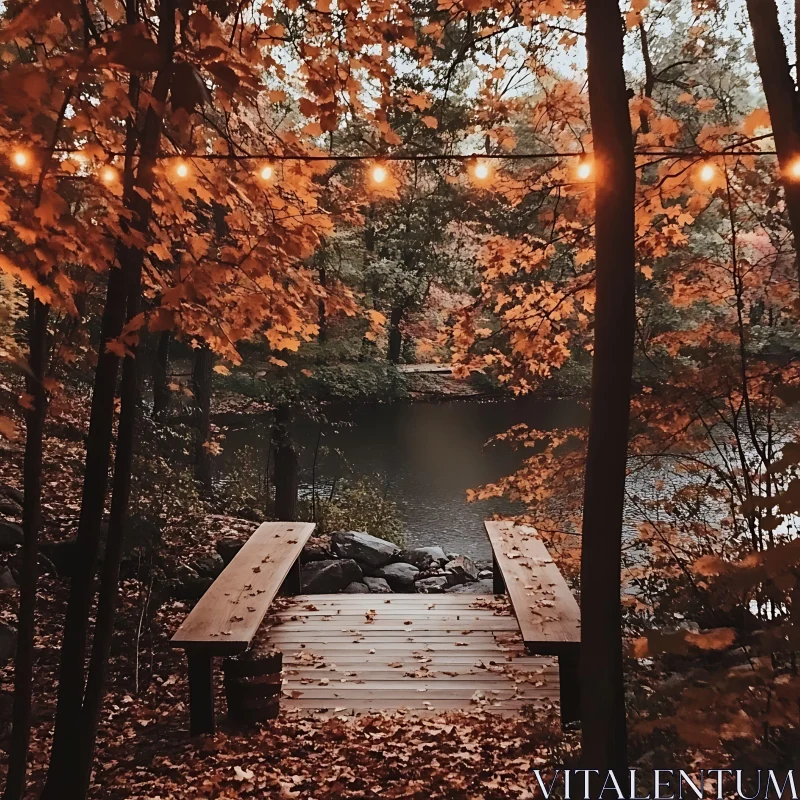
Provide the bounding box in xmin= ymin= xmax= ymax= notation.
xmin=331 ymin=531 xmax=399 ymax=567
xmin=193 ymin=553 xmax=225 ymax=578
xmin=0 ymin=522 xmax=23 ymax=550
xmin=415 ymin=575 xmax=448 ymax=593
xmin=300 ymin=544 xmax=332 ymax=563
xmin=301 ymin=558 xmax=362 ymax=593
xmin=40 ymin=539 xmax=78 ymax=576
xmin=0 ymin=568 xmax=17 ymax=590
xmin=172 ymin=576 xmax=213 ymax=601
xmin=445 ymin=553 xmax=459 ymax=562
xmin=444 ymin=555 xmax=479 ymax=585
xmin=363 ymin=576 xmax=392 ymax=593
xmin=445 ymin=578 xmax=495 ymax=594
xmin=397 ymin=546 xmax=447 ymax=570
xmin=478 ymin=569 xmax=493 ymax=580
xmin=216 ymin=537 xmax=247 ymax=564
xmin=0 ymin=485 xmax=23 ymax=506
xmin=0 ymin=622 xmax=17 ymax=666
xmin=174 ymin=562 xmax=200 ymax=583
xmin=343 ymin=581 xmax=370 ymax=594
xmin=0 ymin=501 xmax=21 ymax=517
xmin=376 ymin=562 xmax=419 ymax=591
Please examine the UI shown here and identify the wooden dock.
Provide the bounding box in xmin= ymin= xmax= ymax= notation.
xmin=254 ymin=593 xmax=560 ymax=716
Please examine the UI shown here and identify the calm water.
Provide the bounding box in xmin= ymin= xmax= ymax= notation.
xmin=216 ymin=397 xmax=587 ymax=561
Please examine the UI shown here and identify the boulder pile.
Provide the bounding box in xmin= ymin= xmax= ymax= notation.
xmin=298 ymin=531 xmax=493 ymax=594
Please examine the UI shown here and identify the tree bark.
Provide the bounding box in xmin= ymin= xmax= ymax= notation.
xmin=42 ymin=1 xmax=176 ymax=794
xmin=3 ymin=298 xmax=49 ymax=800
xmin=151 ymin=330 xmax=171 ymax=419
xmin=273 ymin=405 xmax=298 ymax=520
xmin=580 ymin=0 xmax=635 ymax=780
xmin=745 ymin=0 xmax=800 ymax=282
xmin=387 ymin=303 xmax=404 ymax=364
xmin=73 ymin=223 xmax=145 ymax=797
xmin=191 ymin=343 xmax=213 ymax=492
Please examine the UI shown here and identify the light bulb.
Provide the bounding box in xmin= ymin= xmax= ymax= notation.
xmin=699 ymin=163 xmax=716 ymax=182
xmin=372 ymin=165 xmax=387 ymax=184
xmin=12 ymin=150 xmax=28 ymax=168
xmin=474 ymin=162 xmax=490 ymax=180
xmin=175 ymin=161 xmax=189 ymax=179
xmin=101 ymin=166 xmax=117 ymax=184
xmin=260 ymin=164 xmax=274 ymax=181
xmin=577 ymin=161 xmax=592 ymax=180
xmin=787 ymin=158 xmax=800 ymax=180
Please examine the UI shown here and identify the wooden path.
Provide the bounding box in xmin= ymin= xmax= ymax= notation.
xmin=253 ymin=593 xmax=560 ymax=716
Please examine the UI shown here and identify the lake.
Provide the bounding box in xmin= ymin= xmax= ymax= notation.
xmin=216 ymin=396 xmax=587 ymax=561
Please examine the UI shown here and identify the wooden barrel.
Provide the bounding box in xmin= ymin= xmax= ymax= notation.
xmin=223 ymin=648 xmax=282 ymax=725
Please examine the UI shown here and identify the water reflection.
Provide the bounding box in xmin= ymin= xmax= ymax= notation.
xmin=216 ymin=397 xmax=587 ymax=560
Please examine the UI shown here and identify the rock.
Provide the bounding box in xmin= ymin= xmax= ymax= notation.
xmin=300 ymin=544 xmax=332 ymax=564
xmin=343 ymin=581 xmax=370 ymax=594
xmin=376 ymin=562 xmax=419 ymax=591
xmin=0 ymin=622 xmax=17 ymax=666
xmin=331 ymin=531 xmax=399 ymax=567
xmin=0 ymin=522 xmax=23 ymax=550
xmin=363 ymin=576 xmax=392 ymax=593
xmin=445 ymin=553 xmax=459 ymax=562
xmin=193 ymin=553 xmax=225 ymax=578
xmin=445 ymin=578 xmax=495 ymax=594
xmin=174 ymin=562 xmax=201 ymax=583
xmin=478 ymin=569 xmax=493 ymax=580
xmin=0 ymin=485 xmax=23 ymax=506
xmin=396 ymin=546 xmax=447 ymax=570
xmin=0 ymin=568 xmax=17 ymax=590
xmin=216 ymin=537 xmax=247 ymax=565
xmin=444 ymin=555 xmax=479 ymax=585
xmin=301 ymin=559 xmax=362 ymax=593
xmin=415 ymin=576 xmax=448 ymax=593
xmin=40 ymin=539 xmax=77 ymax=575
xmin=0 ymin=500 xmax=21 ymax=517
xmin=172 ymin=576 xmax=214 ymax=601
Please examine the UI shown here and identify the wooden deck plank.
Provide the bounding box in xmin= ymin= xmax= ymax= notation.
xmin=484 ymin=521 xmax=580 ymax=651
xmin=258 ymin=593 xmax=560 ymax=716
xmin=171 ymin=521 xmax=315 ymax=654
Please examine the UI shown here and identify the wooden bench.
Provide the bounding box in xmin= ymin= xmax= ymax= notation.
xmin=484 ymin=520 xmax=581 ymax=724
xmin=170 ymin=520 xmax=315 ymax=734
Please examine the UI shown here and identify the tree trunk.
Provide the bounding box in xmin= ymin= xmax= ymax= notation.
xmin=745 ymin=0 xmax=800 ymax=282
xmin=388 ymin=304 xmax=404 ymax=364
xmin=580 ymin=0 xmax=635 ymax=780
xmin=73 ymin=225 xmax=145 ymax=798
xmin=42 ymin=1 xmax=176 ymax=794
xmin=3 ymin=298 xmax=49 ymax=800
xmin=191 ymin=343 xmax=213 ymax=492
xmin=151 ymin=330 xmax=171 ymax=419
xmin=273 ymin=405 xmax=298 ymax=520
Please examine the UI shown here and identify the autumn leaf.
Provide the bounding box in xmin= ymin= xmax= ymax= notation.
xmin=0 ymin=415 xmax=19 ymax=441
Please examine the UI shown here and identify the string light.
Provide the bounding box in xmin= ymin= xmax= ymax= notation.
xmin=12 ymin=150 xmax=29 ymax=168
xmin=100 ymin=165 xmax=117 ymax=184
xmin=576 ymin=160 xmax=593 ymax=180
xmin=260 ymin=163 xmax=274 ymax=181
xmin=371 ymin=164 xmax=387 ymax=184
xmin=473 ymin=161 xmax=490 ymax=181
xmin=175 ymin=161 xmax=189 ymax=179
xmin=787 ymin=158 xmax=800 ymax=180
xmin=699 ymin=163 xmax=716 ymax=182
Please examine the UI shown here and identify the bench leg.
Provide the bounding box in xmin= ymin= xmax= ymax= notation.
xmin=280 ymin=557 xmax=302 ymax=596
xmin=188 ymin=654 xmax=215 ymax=735
xmin=493 ymin=553 xmax=506 ymax=594
xmin=558 ymin=645 xmax=580 ymax=726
